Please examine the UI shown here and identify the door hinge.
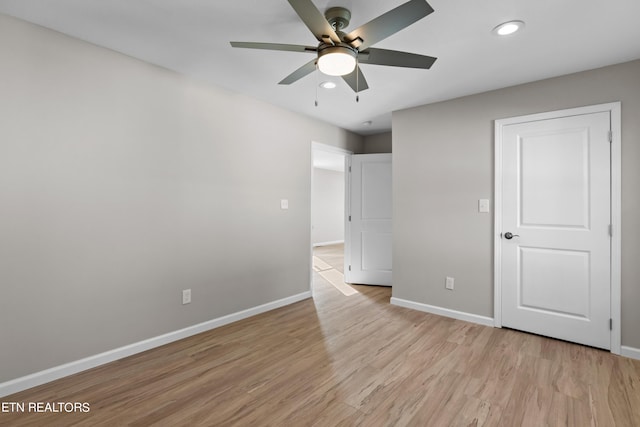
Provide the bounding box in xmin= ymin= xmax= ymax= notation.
xmin=348 ymin=215 xmax=351 ymax=222
xmin=608 ymin=130 xmax=612 ymax=143
xmin=348 ymin=265 xmax=351 ymax=271
xmin=348 ymin=166 xmax=351 ymax=172
xmin=610 ymin=318 xmax=613 ymax=330
xmin=609 ymin=224 xmax=612 ymax=236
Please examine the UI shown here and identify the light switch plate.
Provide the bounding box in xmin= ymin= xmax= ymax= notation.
xmin=281 ymin=199 xmax=289 ymax=210
xmin=182 ymin=289 xmax=191 ymax=305
xmin=478 ymin=199 xmax=490 ymax=213
xmin=445 ymin=277 xmax=454 ymax=290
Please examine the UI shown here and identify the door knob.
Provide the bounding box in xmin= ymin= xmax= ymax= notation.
xmin=504 ymin=232 xmax=519 ymax=239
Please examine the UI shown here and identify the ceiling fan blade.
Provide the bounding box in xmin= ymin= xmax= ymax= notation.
xmin=359 ymin=48 xmax=437 ymax=69
xmin=279 ymin=59 xmax=318 ymax=85
xmin=341 ymin=65 xmax=369 ymax=93
xmin=230 ymin=41 xmax=317 ymax=54
xmin=345 ymin=0 xmax=434 ymax=51
xmin=287 ymin=0 xmax=341 ymax=45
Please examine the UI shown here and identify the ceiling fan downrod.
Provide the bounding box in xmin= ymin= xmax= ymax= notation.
xmin=325 ymin=7 xmax=351 ymax=32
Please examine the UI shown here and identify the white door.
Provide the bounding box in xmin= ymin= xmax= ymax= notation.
xmin=499 ymin=111 xmax=611 ymax=349
xmin=345 ymin=154 xmax=392 ymax=286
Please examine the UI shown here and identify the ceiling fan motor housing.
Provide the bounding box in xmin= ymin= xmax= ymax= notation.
xmin=317 ymin=7 xmax=359 ymax=76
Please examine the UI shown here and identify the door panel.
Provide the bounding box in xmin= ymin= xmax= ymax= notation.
xmin=519 ymin=247 xmax=590 ymax=318
xmin=361 ymin=161 xmax=392 ymax=219
xmin=361 ymin=231 xmax=392 ymax=271
xmin=501 ymin=111 xmax=611 ymax=349
xmin=520 ymin=129 xmax=590 ymax=228
xmin=346 ymin=154 xmax=392 ymax=286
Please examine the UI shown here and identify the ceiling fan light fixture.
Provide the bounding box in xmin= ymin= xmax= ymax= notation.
xmin=317 ymin=46 xmax=357 ymax=76
xmin=492 ymin=20 xmax=525 ymax=36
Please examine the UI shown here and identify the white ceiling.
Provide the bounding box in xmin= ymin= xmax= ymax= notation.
xmin=1 ymin=0 xmax=640 ymax=135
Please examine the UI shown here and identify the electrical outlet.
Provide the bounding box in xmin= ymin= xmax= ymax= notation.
xmin=182 ymin=289 xmax=191 ymax=305
xmin=445 ymin=277 xmax=454 ymax=290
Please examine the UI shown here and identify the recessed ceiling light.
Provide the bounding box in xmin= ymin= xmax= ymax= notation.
xmin=319 ymin=81 xmax=337 ymax=89
xmin=492 ymin=20 xmax=525 ymax=36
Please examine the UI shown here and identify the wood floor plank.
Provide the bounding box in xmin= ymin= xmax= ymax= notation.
xmin=2 ymin=243 xmax=639 ymax=426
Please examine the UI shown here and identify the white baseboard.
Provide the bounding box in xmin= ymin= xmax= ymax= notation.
xmin=312 ymin=240 xmax=344 ymax=247
xmin=390 ymin=297 xmax=494 ymax=327
xmin=0 ymin=291 xmax=312 ymax=398
xmin=391 ymin=298 xmax=640 ymax=361
xmin=621 ymin=345 xmax=640 ymax=361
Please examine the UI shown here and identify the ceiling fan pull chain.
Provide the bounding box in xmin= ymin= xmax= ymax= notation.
xmin=315 ymin=62 xmax=319 ymax=107
xmin=356 ymin=57 xmax=360 ymax=103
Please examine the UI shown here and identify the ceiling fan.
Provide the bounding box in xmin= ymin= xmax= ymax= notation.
xmin=230 ymin=0 xmax=437 ymax=93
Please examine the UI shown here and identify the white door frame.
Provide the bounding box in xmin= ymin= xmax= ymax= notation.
xmin=310 ymin=141 xmax=352 ymax=294
xmin=493 ymin=102 xmax=621 ymax=354
xmin=344 ymin=154 xmax=352 ymax=284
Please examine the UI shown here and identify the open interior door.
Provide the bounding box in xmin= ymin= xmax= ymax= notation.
xmin=345 ymin=153 xmax=392 ymax=286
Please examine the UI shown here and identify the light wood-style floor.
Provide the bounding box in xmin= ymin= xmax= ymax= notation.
xmin=2 ymin=244 xmax=639 ymax=426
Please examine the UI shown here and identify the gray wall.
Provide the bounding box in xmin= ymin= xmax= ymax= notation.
xmin=312 ymin=168 xmax=345 ymax=246
xmin=0 ymin=14 xmax=362 ymax=383
xmin=392 ymin=59 xmax=640 ymax=349
xmin=363 ymin=132 xmax=392 ymax=153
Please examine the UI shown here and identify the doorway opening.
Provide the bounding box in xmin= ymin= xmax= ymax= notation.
xmin=310 ymin=142 xmax=358 ymax=297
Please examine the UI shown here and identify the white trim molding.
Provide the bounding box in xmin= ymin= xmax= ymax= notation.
xmin=390 ymin=297 xmax=494 ymax=327
xmin=494 ymin=102 xmax=622 ymax=355
xmin=621 ymin=346 xmax=640 ymax=361
xmin=0 ymin=291 xmax=311 ymax=398
xmin=312 ymin=240 xmax=344 ymax=247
